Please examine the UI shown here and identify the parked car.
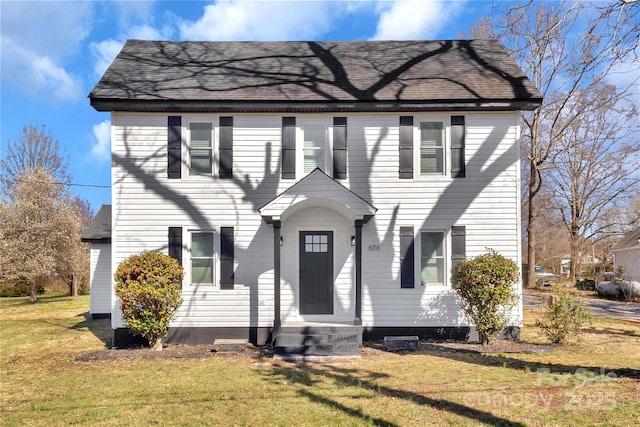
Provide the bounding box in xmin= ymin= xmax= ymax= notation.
xmin=534 ymin=266 xmax=556 ymax=286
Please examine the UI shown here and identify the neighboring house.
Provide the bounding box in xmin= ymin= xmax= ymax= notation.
xmin=89 ymin=40 xmax=542 ymax=356
xmin=612 ymin=227 xmax=640 ymax=282
xmin=559 ymin=254 xmax=602 ymax=277
xmin=80 ymin=204 xmax=112 ymax=318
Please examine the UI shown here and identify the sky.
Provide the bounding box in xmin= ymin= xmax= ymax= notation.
xmin=0 ymin=0 xmax=636 ymax=214
xmin=0 ymin=0 xmax=492 ymax=212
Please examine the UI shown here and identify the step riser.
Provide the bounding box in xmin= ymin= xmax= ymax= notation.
xmin=274 ymin=326 xmax=362 ymax=357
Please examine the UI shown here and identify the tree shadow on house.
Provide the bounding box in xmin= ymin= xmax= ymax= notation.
xmin=107 ymin=40 xmax=538 ymax=346
xmin=262 ymin=363 xmax=527 ymax=427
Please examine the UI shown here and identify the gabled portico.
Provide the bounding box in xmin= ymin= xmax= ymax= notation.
xmin=259 ymin=169 xmax=376 ymax=332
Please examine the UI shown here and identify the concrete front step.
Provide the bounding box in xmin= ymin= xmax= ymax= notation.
xmin=274 ymin=325 xmax=361 ymax=358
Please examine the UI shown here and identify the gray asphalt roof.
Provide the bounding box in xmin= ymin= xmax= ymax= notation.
xmin=612 ymin=227 xmax=640 ymax=251
xmin=90 ymin=39 xmax=542 ymax=111
xmin=80 ymin=204 xmax=111 ymax=243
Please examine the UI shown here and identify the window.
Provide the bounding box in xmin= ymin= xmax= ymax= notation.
xmin=305 ymin=234 xmax=328 ymax=252
xmin=421 ymin=231 xmax=445 ymax=286
xmin=302 ymin=122 xmax=329 ymax=173
xmin=189 ymin=123 xmax=213 ymax=175
xmin=420 ymin=122 xmax=444 ymax=174
xmin=191 ymin=232 xmax=214 ymax=285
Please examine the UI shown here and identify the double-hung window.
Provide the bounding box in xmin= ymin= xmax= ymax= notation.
xmin=420 ymin=231 xmax=445 ymax=286
xmin=419 ymin=121 xmax=445 ymax=175
xmin=191 ymin=231 xmax=215 ymax=286
xmin=302 ymin=121 xmax=329 ymax=174
xmin=189 ymin=122 xmax=213 ymax=175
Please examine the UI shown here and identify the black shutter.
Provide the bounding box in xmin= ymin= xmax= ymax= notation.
xmin=168 ymin=227 xmax=182 ymax=266
xmin=451 ymin=226 xmax=466 ymax=271
xmin=333 ymin=117 xmax=347 ymax=179
xmin=282 ymin=117 xmax=296 ymax=179
xmin=168 ymin=116 xmax=182 ymax=179
xmin=451 ymin=116 xmax=465 ymax=178
xmin=220 ymin=227 xmax=234 ymax=290
xmin=399 ymin=116 xmax=413 ymax=179
xmin=219 ymin=117 xmax=233 ymax=179
xmin=400 ymin=226 xmax=415 ymax=288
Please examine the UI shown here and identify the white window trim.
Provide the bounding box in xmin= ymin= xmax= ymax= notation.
xmin=187 ymin=228 xmax=218 ymax=288
xmin=296 ymin=116 xmax=333 ymax=179
xmin=183 ymin=115 xmax=220 ymax=178
xmin=413 ymin=114 xmax=450 ymax=179
xmin=417 ymin=229 xmax=449 ymax=287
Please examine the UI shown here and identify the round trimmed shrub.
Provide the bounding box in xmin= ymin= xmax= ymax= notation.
xmin=114 ymin=251 xmax=184 ymax=350
xmin=452 ymin=249 xmax=519 ymax=344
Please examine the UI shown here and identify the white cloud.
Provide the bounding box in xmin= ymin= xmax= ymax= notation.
xmin=0 ymin=1 xmax=93 ymax=103
xmin=91 ymin=120 xmax=111 ymax=161
xmin=178 ymin=0 xmax=335 ymax=41
xmin=372 ymin=0 xmax=465 ymax=40
xmin=89 ymin=39 xmax=124 ymax=79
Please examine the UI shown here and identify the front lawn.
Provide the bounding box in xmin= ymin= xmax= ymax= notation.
xmin=1 ymin=294 xmax=639 ymax=426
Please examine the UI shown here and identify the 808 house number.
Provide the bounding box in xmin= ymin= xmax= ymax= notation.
xmin=368 ymin=245 xmax=380 ymax=252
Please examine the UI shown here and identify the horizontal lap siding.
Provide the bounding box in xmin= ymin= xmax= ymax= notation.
xmin=89 ymin=244 xmax=112 ymax=315
xmin=112 ymin=112 xmax=521 ymax=329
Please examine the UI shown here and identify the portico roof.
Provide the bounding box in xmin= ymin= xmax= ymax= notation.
xmin=259 ymin=169 xmax=377 ymax=224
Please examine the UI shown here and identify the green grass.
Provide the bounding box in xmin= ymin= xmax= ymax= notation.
xmin=1 ymin=294 xmax=639 ymax=426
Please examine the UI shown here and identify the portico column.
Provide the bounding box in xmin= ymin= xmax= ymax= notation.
xmin=354 ymin=219 xmax=363 ymax=326
xmin=273 ymin=220 xmax=281 ymax=329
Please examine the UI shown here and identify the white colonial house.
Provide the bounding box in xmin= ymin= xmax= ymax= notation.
xmin=87 ymin=40 xmax=542 ymax=356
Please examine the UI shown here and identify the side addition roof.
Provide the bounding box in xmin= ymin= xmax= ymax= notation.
xmin=612 ymin=227 xmax=640 ymax=251
xmin=90 ymin=39 xmax=543 ymax=113
xmin=81 ymin=204 xmax=112 ymax=243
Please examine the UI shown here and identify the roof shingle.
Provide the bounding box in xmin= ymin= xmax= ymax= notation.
xmin=90 ymin=40 xmax=542 ymax=112
xmin=80 ymin=204 xmax=111 ymax=243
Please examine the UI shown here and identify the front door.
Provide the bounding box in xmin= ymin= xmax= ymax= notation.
xmin=299 ymin=231 xmax=333 ymax=314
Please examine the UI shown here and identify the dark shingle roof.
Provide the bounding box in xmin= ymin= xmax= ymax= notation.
xmin=81 ymin=204 xmax=111 ymax=243
xmin=90 ymin=40 xmax=542 ymax=113
xmin=612 ymin=227 xmax=640 ymax=251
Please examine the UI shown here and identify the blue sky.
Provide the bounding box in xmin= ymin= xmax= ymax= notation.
xmin=0 ymin=0 xmax=492 ymax=212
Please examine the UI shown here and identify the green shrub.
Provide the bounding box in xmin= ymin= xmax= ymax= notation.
xmin=452 ymin=249 xmax=519 ymax=344
xmin=114 ymin=251 xmax=184 ymax=350
xmin=536 ymin=287 xmax=592 ymax=344
xmin=0 ymin=280 xmax=45 ymax=298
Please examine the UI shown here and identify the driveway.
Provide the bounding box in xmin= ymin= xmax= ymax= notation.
xmin=523 ymin=289 xmax=640 ymax=322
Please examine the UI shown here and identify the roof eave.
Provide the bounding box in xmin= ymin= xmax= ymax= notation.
xmin=90 ymin=98 xmax=543 ymax=113
xmin=80 ymin=237 xmax=112 ymax=244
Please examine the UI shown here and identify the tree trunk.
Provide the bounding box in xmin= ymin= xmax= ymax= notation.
xmin=29 ymin=279 xmax=38 ymax=304
xmin=71 ymin=274 xmax=79 ymax=297
xmin=526 ymin=180 xmax=537 ymax=289
xmin=150 ymin=337 xmax=163 ymax=351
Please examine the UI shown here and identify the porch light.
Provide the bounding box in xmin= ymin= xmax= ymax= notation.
xmin=351 ymin=236 xmax=356 ymax=246
xmin=280 ymin=236 xmax=284 ymax=246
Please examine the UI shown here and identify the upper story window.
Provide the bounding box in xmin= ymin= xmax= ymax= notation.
xmin=400 ymin=115 xmax=465 ymax=180
xmin=301 ymin=121 xmax=330 ymax=175
xmin=282 ymin=116 xmax=346 ymax=180
xmin=189 ymin=122 xmax=213 ymax=175
xmin=420 ymin=122 xmax=444 ymax=175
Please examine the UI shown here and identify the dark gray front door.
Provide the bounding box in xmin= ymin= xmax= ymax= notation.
xmin=299 ymin=231 xmax=333 ymax=314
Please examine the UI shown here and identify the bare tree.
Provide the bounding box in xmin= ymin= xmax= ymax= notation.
xmin=0 ymin=168 xmax=69 ymax=303
xmin=1 ymin=125 xmax=92 ymax=301
xmin=1 ymin=124 xmax=70 ymax=196
xmin=547 ymin=83 xmax=639 ymax=281
xmin=57 ymin=198 xmax=93 ymax=297
xmin=472 ymin=0 xmax=640 ymax=286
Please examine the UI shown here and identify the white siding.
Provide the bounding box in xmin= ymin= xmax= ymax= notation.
xmin=111 ymin=111 xmax=523 ymax=329
xmin=89 ymin=243 xmax=111 ymax=315
xmin=613 ymin=248 xmax=640 ymax=282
